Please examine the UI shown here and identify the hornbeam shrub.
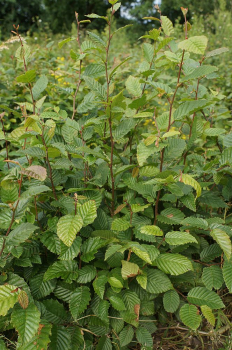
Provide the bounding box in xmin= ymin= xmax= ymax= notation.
xmin=0 ymin=2 xmax=231 ymax=349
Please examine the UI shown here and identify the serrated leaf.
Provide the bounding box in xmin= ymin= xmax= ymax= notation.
xmin=200 ymin=244 xmax=222 ymax=262
xmin=146 ymin=269 xmax=173 ymax=294
xmin=18 ymin=322 xmax=52 ymax=350
xmin=165 ymin=231 xmax=197 ymax=246
xmin=126 ymin=76 xmax=142 ymax=97
xmin=206 ymin=47 xmax=229 ymax=57
xmin=183 ymin=65 xmax=218 ymax=81
xmin=11 ymin=303 xmax=40 ymax=345
xmin=180 ymin=304 xmax=201 ymax=330
xmin=121 ymin=260 xmax=140 ymax=280
xmin=16 ymin=70 xmax=36 ymax=83
xmin=57 ymin=214 xmax=83 ymax=247
xmin=155 ymin=254 xmax=193 ymax=276
xmin=210 ymin=229 xmax=231 ymax=261
xmin=163 ymin=290 xmax=180 ymax=313
xmin=180 ymin=174 xmax=201 ymax=198
xmin=0 ymin=285 xmax=20 ymax=316
xmin=173 ymin=99 xmax=211 ymax=121
xmin=77 ymin=265 xmax=96 ymax=283
xmin=181 ymin=217 xmax=208 ymax=229
xmin=18 ymin=290 xmax=29 ymax=309
xmin=84 ymin=76 xmax=107 ymax=100
xmin=202 ymin=266 xmax=223 ymax=290
xmin=161 ymin=16 xmax=174 ymax=36
xmin=140 ymin=225 xmax=163 ymax=236
xmin=96 ymin=336 xmax=112 ymax=350
xmin=222 ymin=260 xmax=232 ymax=292
xmin=187 ymin=287 xmax=224 ymax=309
xmin=32 ymin=75 xmax=48 ymax=100
xmin=93 ymin=276 xmax=108 ymax=299
xmin=78 ymin=200 xmax=97 ymax=226
xmin=49 ymin=325 xmax=71 ymax=350
xmin=69 ymin=287 xmax=91 ymax=319
xmin=21 ymin=165 xmax=47 ymax=181
xmin=7 ymin=223 xmax=38 ymax=246
xmin=111 ymin=218 xmax=130 ymax=231
xmin=136 ymin=326 xmax=153 ymax=346
xmin=119 ymin=325 xmax=134 ymax=347
xmin=178 ymin=36 xmax=208 ymax=54
xmin=201 ymin=305 xmax=215 ymax=326
xmin=44 ymin=260 xmax=78 ymax=283
xmin=109 ymin=296 xmax=126 ymax=311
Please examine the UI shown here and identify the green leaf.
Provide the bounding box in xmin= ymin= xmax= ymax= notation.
xmin=180 ymin=174 xmax=202 ymax=198
xmin=57 ymin=214 xmax=83 ymax=247
xmin=206 ymin=47 xmax=229 ymax=57
xmin=155 ymin=254 xmax=193 ymax=276
xmin=125 ymin=76 xmax=142 ymax=97
xmin=49 ymin=325 xmax=71 ymax=350
xmin=121 ymin=260 xmax=140 ymax=280
xmin=84 ymin=63 xmax=106 ymax=78
xmin=119 ymin=325 xmax=134 ymax=347
xmin=161 ymin=16 xmax=174 ymax=36
xmin=140 ymin=225 xmax=163 ymax=237
xmin=183 ymin=65 xmax=218 ymax=81
xmin=0 ymin=285 xmax=20 ymax=316
xmin=7 ymin=223 xmax=38 ymax=246
xmin=30 ymin=274 xmax=56 ymax=299
xmin=200 ymin=244 xmax=222 ymax=262
xmin=180 ymin=304 xmax=201 ymax=330
xmin=157 ymin=208 xmax=185 ymax=225
xmin=146 ymin=269 xmax=173 ymax=294
xmin=18 ymin=321 xmax=52 ymax=350
xmin=85 ymin=14 xmax=108 ymax=21
xmin=173 ymin=99 xmax=211 ymax=121
xmin=77 ymin=265 xmax=96 ymax=283
xmin=178 ymin=36 xmax=208 ymax=54
xmin=181 ymin=217 xmax=208 ymax=229
xmin=93 ymin=276 xmax=108 ymax=299
xmin=81 ymin=237 xmax=105 ymax=262
xmin=58 ymin=37 xmax=75 ymax=48
xmin=111 ymin=218 xmax=130 ymax=231
xmin=69 ymin=286 xmax=91 ymax=319
xmin=96 ymin=336 xmax=112 ymax=350
xmin=136 ymin=326 xmax=153 ymax=347
xmin=187 ymin=287 xmax=225 ymax=309
xmin=110 ymin=56 xmax=131 ymax=79
xmin=84 ymin=76 xmax=107 ymax=101
xmin=44 ymin=260 xmax=78 ymax=283
xmin=78 ymin=200 xmax=97 ymax=226
xmin=32 ymin=75 xmax=48 ymax=100
xmin=16 ymin=70 xmax=36 ymax=83
xmin=143 ymin=43 xmax=154 ymax=63
xmin=42 ymin=299 xmax=67 ymax=324
xmin=59 ymin=237 xmax=81 ymax=260
xmin=222 ymin=260 xmax=232 ymax=292
xmin=210 ymin=229 xmax=231 ymax=260
xmin=11 ymin=303 xmax=40 ymax=345
xmin=109 ymin=296 xmax=126 ymax=311
xmin=165 ymin=231 xmax=197 ymax=246
xmin=201 ymin=305 xmax=215 ymax=326
xmin=163 ymin=290 xmax=180 ymax=312
xmin=202 ymin=266 xmax=223 ymax=290
xmin=87 ymin=31 xmax=106 ymax=47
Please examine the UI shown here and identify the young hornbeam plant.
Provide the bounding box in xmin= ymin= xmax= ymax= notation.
xmin=0 ymin=1 xmax=231 ymax=349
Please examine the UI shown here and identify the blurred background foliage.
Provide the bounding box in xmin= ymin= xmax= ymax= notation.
xmin=0 ymin=0 xmax=232 ymax=40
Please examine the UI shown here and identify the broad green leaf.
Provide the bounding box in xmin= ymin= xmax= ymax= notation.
xmin=57 ymin=214 xmax=83 ymax=247
xmin=201 ymin=305 xmax=215 ymax=326
xmin=155 ymin=254 xmax=193 ymax=276
xmin=165 ymin=231 xmax=197 ymax=245
xmin=109 ymin=296 xmax=126 ymax=311
xmin=202 ymin=266 xmax=223 ymax=290
xmin=125 ymin=76 xmax=142 ymax=97
xmin=146 ymin=269 xmax=173 ymax=294
xmin=206 ymin=47 xmax=229 ymax=57
xmin=210 ymin=229 xmax=231 ymax=260
xmin=136 ymin=327 xmax=153 ymax=347
xmin=161 ymin=16 xmax=174 ymax=36
xmin=111 ymin=218 xmax=130 ymax=231
xmin=119 ymin=325 xmax=134 ymax=347
xmin=180 ymin=304 xmax=201 ymax=330
xmin=16 ymin=70 xmax=36 ymax=83
xmin=84 ymin=76 xmax=107 ymax=101
xmin=77 ymin=265 xmax=96 ymax=283
xmin=96 ymin=336 xmax=112 ymax=350
xmin=183 ymin=65 xmax=218 ymax=81
xmin=69 ymin=287 xmax=91 ymax=319
xmin=78 ymin=200 xmax=97 ymax=226
xmin=180 ymin=174 xmax=201 ymax=198
xmin=93 ymin=276 xmax=108 ymax=299
xmin=140 ymin=225 xmax=163 ymax=236
xmin=32 ymin=75 xmax=48 ymax=100
xmin=7 ymin=223 xmax=38 ymax=246
xmin=58 ymin=37 xmax=75 ymax=48
xmin=222 ymin=260 xmax=232 ymax=292
xmin=0 ymin=285 xmax=20 ymax=316
xmin=178 ymin=36 xmax=208 ymax=54
xmin=49 ymin=325 xmax=71 ymax=350
xmin=187 ymin=287 xmax=225 ymax=309
xmin=44 ymin=260 xmax=78 ymax=283
xmin=121 ymin=260 xmax=140 ymax=280
xmin=163 ymin=290 xmax=180 ymax=313
xmin=18 ymin=321 xmax=52 ymax=350
xmin=173 ymin=99 xmax=211 ymax=121
xmin=200 ymin=244 xmax=222 ymax=262
xmin=11 ymin=303 xmax=40 ymax=345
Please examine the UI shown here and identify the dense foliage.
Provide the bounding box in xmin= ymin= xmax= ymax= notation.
xmin=0 ymin=1 xmax=232 ymax=349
